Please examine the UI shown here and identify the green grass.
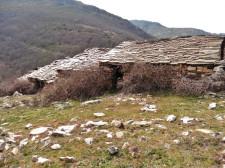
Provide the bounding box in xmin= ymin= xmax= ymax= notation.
xmin=0 ymin=93 xmax=224 ymax=167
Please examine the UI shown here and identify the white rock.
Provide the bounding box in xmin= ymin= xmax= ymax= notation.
xmin=32 ymin=156 xmax=50 ymax=164
xmin=59 ymin=156 xmax=76 ymax=163
xmin=214 ymin=115 xmax=224 ymax=121
xmin=131 ymin=121 xmax=152 ymax=127
xmin=30 ymin=127 xmax=49 ymax=135
xmin=94 ymin=112 xmax=105 ymax=117
xmin=122 ymin=142 xmax=130 ymax=149
xmin=181 ymin=131 xmax=190 ymax=136
xmin=13 ymin=91 xmax=23 ymax=97
xmin=25 ymin=123 xmax=33 ymax=129
xmin=19 ymin=138 xmax=29 ymax=148
xmin=155 ymin=124 xmax=167 ymax=129
xmin=84 ymin=121 xmax=108 ymax=127
xmin=52 ymin=125 xmax=76 ymax=136
xmin=222 ymin=137 xmax=225 ymax=142
xmin=208 ymin=102 xmax=217 ymax=110
xmin=111 ymin=120 xmax=123 ymax=128
xmin=180 ymin=116 xmax=194 ymax=124
xmin=173 ymin=139 xmax=180 ymax=144
xmin=98 ymin=130 xmax=110 ymax=134
xmin=81 ymin=99 xmax=102 ymax=106
xmin=56 ymin=125 xmax=76 ymax=133
xmin=196 ymin=129 xmax=214 ymax=134
xmin=51 ymin=144 xmax=61 ymax=150
xmin=31 ymin=135 xmax=39 ymax=141
xmin=84 ymin=138 xmax=93 ymax=145
xmin=141 ymin=104 xmax=157 ymax=112
xmin=11 ymin=147 xmax=19 ymax=155
xmin=105 ymin=142 xmax=113 ymax=145
xmin=107 ymin=132 xmax=113 ymax=139
xmin=115 ymin=131 xmax=124 ymax=139
xmin=166 ymin=115 xmax=176 ymax=122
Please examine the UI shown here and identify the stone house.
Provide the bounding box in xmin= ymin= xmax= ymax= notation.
xmin=20 ymin=35 xmax=225 ymax=91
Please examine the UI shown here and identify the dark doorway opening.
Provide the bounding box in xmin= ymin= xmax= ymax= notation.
xmin=111 ymin=65 xmax=123 ymax=91
xmin=221 ymin=37 xmax=225 ymax=60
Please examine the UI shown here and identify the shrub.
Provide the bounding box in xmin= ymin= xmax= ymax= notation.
xmin=173 ymin=77 xmax=210 ymax=96
xmin=0 ymin=79 xmax=36 ymax=97
xmin=40 ymin=67 xmax=112 ymax=104
xmin=122 ymin=63 xmax=178 ymax=93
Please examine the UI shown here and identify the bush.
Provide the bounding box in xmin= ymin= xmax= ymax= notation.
xmin=122 ymin=63 xmax=178 ymax=93
xmin=40 ymin=67 xmax=112 ymax=104
xmin=0 ymin=79 xmax=36 ymax=97
xmin=173 ymin=77 xmax=210 ymax=96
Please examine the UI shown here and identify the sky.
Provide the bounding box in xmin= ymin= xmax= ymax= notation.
xmin=79 ymin=0 xmax=224 ymax=34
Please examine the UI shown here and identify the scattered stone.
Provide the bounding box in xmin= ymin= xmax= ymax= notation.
xmin=30 ymin=127 xmax=49 ymax=135
xmin=105 ymin=142 xmax=113 ymax=145
xmin=25 ymin=123 xmax=33 ymax=129
xmin=115 ymin=131 xmax=124 ymax=139
xmin=108 ymin=146 xmax=119 ymax=155
xmin=122 ymin=142 xmax=130 ymax=149
xmin=141 ymin=104 xmax=157 ymax=112
xmin=173 ymin=139 xmax=180 ymax=144
xmin=19 ymin=138 xmax=29 ymax=148
xmin=166 ymin=115 xmax=176 ymax=122
xmin=11 ymin=147 xmax=19 ymax=155
xmin=52 ymin=125 xmax=76 ymax=136
xmin=81 ymin=99 xmax=102 ymax=106
xmin=1 ymin=102 xmax=13 ymax=109
xmin=215 ymin=115 xmax=224 ymax=121
xmin=196 ymin=129 xmax=214 ymax=134
xmin=155 ymin=124 xmax=167 ymax=129
xmin=106 ymin=132 xmax=113 ymax=139
xmin=84 ymin=121 xmax=108 ymax=127
xmin=32 ymin=155 xmax=50 ymax=164
xmin=51 ymin=144 xmax=61 ymax=150
xmin=13 ymin=91 xmax=23 ymax=97
xmin=94 ymin=112 xmax=105 ymax=117
xmin=53 ymin=101 xmax=71 ymax=110
xmin=131 ymin=121 xmax=152 ymax=127
xmin=1 ymin=123 xmax=9 ymax=126
xmin=222 ymin=137 xmax=225 ymax=142
xmin=98 ymin=129 xmax=110 ymax=134
xmin=84 ymin=138 xmax=93 ymax=145
xmin=124 ymin=120 xmax=134 ymax=125
xmin=208 ymin=102 xmax=217 ymax=110
xmin=181 ymin=131 xmax=190 ymax=136
xmin=111 ymin=120 xmax=124 ymax=129
xmin=180 ymin=116 xmax=194 ymax=124
xmin=59 ymin=156 xmax=76 ymax=163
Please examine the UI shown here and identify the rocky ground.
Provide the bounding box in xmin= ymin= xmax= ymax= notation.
xmin=0 ymin=92 xmax=225 ymax=167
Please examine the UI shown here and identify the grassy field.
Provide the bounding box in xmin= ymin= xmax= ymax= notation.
xmin=0 ymin=93 xmax=224 ymax=167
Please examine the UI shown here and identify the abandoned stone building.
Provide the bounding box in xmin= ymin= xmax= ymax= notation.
xmin=20 ymin=35 xmax=225 ymax=91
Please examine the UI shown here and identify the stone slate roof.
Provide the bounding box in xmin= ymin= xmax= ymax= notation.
xmin=101 ymin=36 xmax=224 ymax=65
xmin=20 ymin=36 xmax=224 ymax=83
xmin=21 ymin=48 xmax=110 ymax=83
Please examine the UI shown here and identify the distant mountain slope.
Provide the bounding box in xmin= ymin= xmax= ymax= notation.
xmin=131 ymin=20 xmax=210 ymax=39
xmin=0 ymin=0 xmax=152 ymax=81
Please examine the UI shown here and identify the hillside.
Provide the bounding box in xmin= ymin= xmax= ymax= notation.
xmin=0 ymin=0 xmax=152 ymax=81
xmin=131 ymin=20 xmax=210 ymax=39
xmin=0 ymin=93 xmax=225 ymax=167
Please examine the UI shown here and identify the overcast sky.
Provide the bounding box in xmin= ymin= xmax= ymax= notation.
xmin=80 ymin=0 xmax=224 ymax=34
